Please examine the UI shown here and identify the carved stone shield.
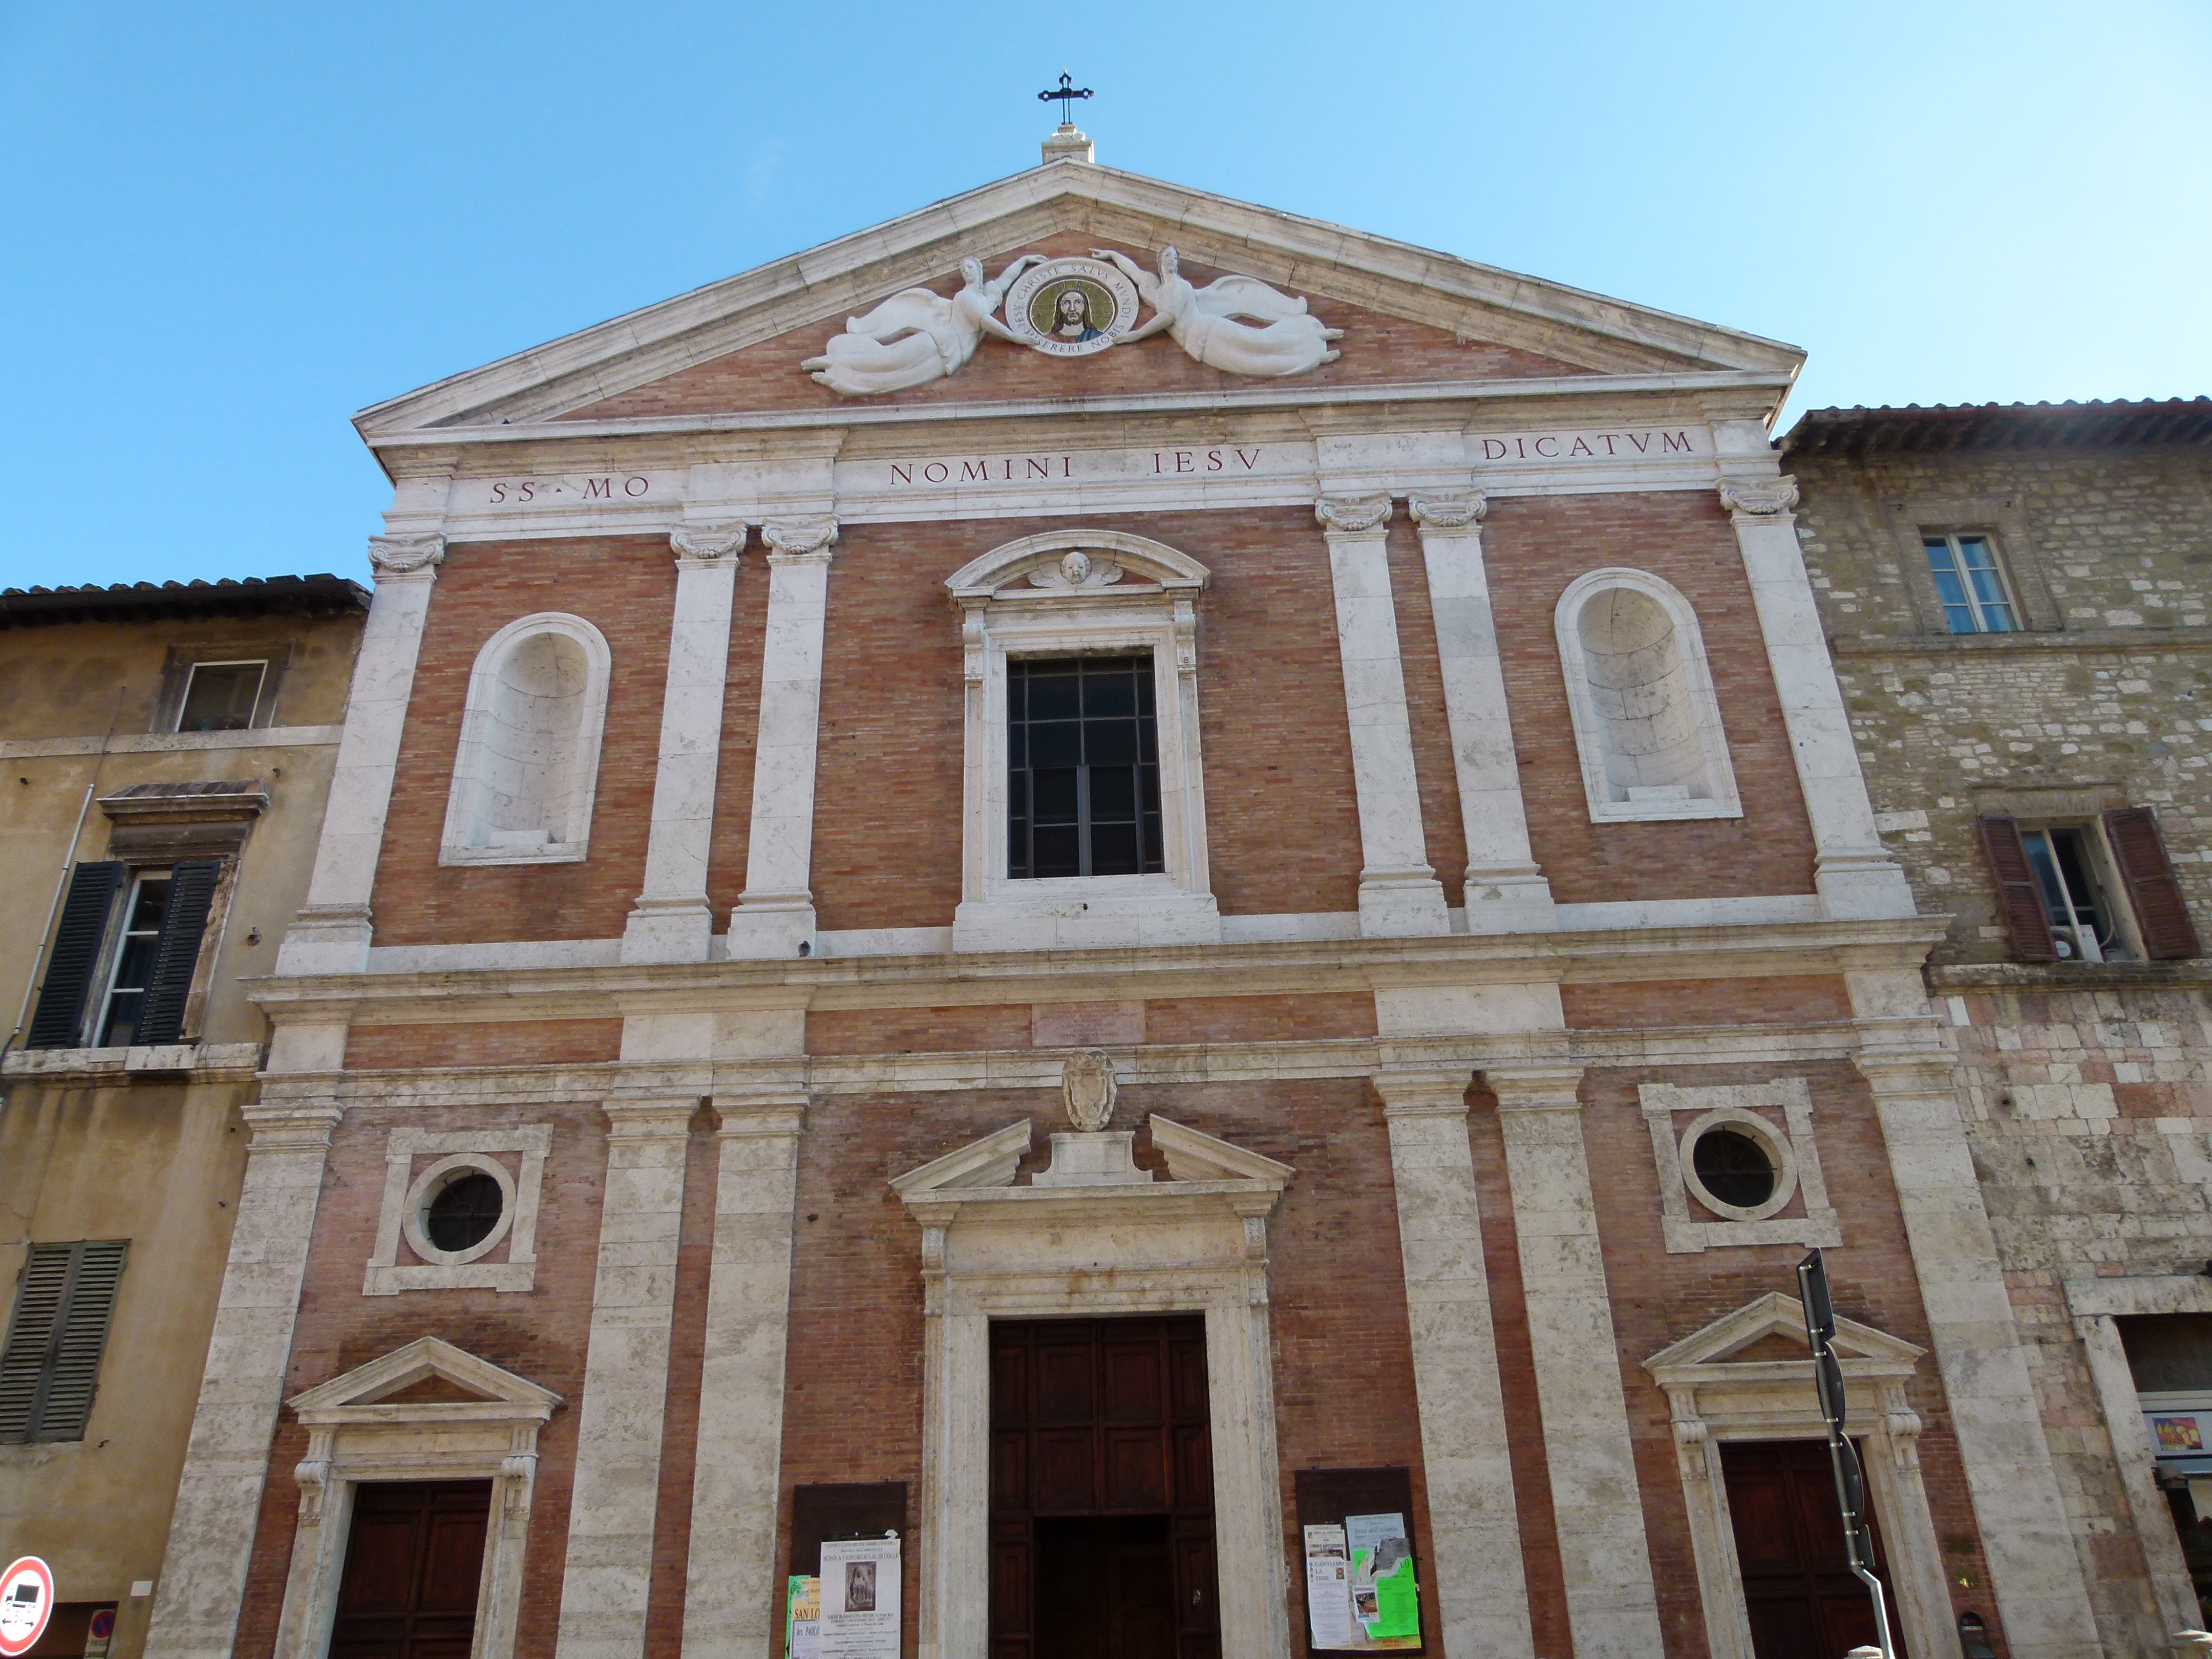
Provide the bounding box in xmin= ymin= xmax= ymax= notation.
xmin=1060 ymin=1049 xmax=1118 ymax=1132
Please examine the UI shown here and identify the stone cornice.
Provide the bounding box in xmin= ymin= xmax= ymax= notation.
xmin=366 ymin=368 xmax=1793 ymax=460
xmin=1831 ymin=625 xmax=2212 ymax=659
xmin=253 ymin=1019 xmax=1937 ymax=1103
xmin=247 ymin=915 xmax=1947 ymax=1028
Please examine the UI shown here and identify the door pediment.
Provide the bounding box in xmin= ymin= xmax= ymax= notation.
xmin=289 ymin=1335 xmax=560 ymax=1428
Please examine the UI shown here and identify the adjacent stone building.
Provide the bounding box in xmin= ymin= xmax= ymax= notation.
xmin=107 ymin=134 xmax=2155 ymax=1659
xmin=1789 ymin=397 xmax=2212 ymax=1655
xmin=0 ymin=576 xmax=368 ymax=1659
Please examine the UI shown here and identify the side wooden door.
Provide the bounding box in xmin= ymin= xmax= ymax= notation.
xmin=328 ymin=1480 xmax=494 ymax=1659
xmin=1720 ymin=1441 xmax=1906 ymax=1659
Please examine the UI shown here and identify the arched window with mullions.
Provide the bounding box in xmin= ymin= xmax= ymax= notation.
xmin=1555 ymin=568 xmax=1741 ymax=823
xmin=440 ymin=612 xmax=611 ymax=865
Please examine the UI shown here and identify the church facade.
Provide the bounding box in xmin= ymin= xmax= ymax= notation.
xmin=139 ymin=134 xmax=2117 ymax=1659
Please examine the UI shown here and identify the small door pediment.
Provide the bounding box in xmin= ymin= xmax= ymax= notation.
xmin=290 ymin=1335 xmax=560 ymax=1424
xmin=1644 ymin=1291 xmax=1926 ymax=1386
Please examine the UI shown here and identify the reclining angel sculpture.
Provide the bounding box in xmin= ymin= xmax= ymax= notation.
xmin=1090 ymin=246 xmax=1343 ymax=377
xmin=802 ymin=254 xmax=1043 ymax=396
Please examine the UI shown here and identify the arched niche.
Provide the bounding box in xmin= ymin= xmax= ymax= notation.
xmin=440 ymin=612 xmax=611 ymax=865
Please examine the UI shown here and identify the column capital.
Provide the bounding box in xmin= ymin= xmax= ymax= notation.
xmin=1718 ymin=476 xmax=1800 ymax=522
xmin=1851 ymin=1048 xmax=1959 ymax=1099
xmin=1373 ymin=1068 xmax=1474 ymax=1117
xmin=671 ymin=522 xmax=748 ymax=565
xmin=1482 ymin=1065 xmax=1586 ymax=1113
xmin=761 ymin=516 xmax=839 ymax=560
xmin=602 ymin=1097 xmax=700 ymax=1138
xmin=713 ymin=1093 xmax=807 ymax=1139
xmin=1315 ymin=494 xmax=1393 ymax=535
xmin=239 ymin=1100 xmax=345 ymax=1151
xmin=1409 ymin=492 xmax=1487 ymax=531
xmin=367 ymin=533 xmax=445 ymax=581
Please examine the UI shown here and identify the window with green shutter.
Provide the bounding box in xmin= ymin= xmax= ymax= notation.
xmin=0 ymin=1242 xmax=129 ymax=1442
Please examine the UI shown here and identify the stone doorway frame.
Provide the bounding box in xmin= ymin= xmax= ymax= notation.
xmin=894 ymin=1114 xmax=1294 ymax=1659
xmin=1643 ymin=1293 xmax=1953 ymax=1659
xmin=271 ymin=1336 xmax=561 ymax=1659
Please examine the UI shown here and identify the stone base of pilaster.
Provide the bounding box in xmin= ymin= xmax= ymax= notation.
xmin=1357 ymin=866 xmax=1452 ymax=938
xmin=727 ymin=894 xmax=818 ymax=960
xmin=620 ymin=898 xmax=716 ymax=965
xmin=1459 ymin=863 xmax=1556 ymax=933
xmin=1814 ymin=848 xmax=1918 ymax=921
xmin=273 ymin=903 xmax=375 ymax=976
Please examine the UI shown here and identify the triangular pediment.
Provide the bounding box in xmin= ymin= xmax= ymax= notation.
xmin=1644 ymin=1291 xmax=1926 ymax=1381
xmin=355 ymin=160 xmax=1802 ymax=445
xmin=290 ymin=1335 xmax=561 ymax=1421
xmin=888 ymin=1112 xmax=1291 ymax=1198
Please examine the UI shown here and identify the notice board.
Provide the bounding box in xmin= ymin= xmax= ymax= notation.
xmin=1293 ymin=1467 xmax=1426 ymax=1655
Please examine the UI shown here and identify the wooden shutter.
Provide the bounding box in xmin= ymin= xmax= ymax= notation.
xmin=37 ymin=1242 xmax=126 ymax=1439
xmin=0 ymin=1242 xmax=126 ymax=1441
xmin=136 ymin=859 xmax=222 ymax=1045
xmin=1976 ymin=815 xmax=2059 ymax=963
xmin=27 ymin=862 xmax=125 ymax=1049
xmin=2105 ymin=806 xmax=2203 ymax=960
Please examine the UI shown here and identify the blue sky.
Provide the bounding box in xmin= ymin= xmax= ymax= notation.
xmin=2 ymin=1 xmax=2206 ymax=590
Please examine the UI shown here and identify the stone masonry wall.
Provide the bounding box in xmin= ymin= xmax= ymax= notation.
xmin=1791 ymin=444 xmax=2212 ymax=964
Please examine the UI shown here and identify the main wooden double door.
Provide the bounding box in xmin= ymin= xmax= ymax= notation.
xmin=330 ymin=1481 xmax=492 ymax=1659
xmin=1722 ymin=1441 xmax=1907 ymax=1659
xmin=990 ymin=1316 xmax=1220 ymax=1659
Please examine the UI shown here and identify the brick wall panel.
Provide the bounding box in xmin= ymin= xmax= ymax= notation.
xmin=1561 ymin=975 xmax=1853 ymax=1029
xmin=344 ymin=1019 xmax=625 ymax=1069
xmin=371 ymin=536 xmax=674 ymax=944
xmin=1484 ymin=492 xmax=1819 ymax=904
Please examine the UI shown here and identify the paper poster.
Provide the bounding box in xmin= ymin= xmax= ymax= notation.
xmin=1303 ymin=1524 xmax=1354 ymax=1648
xmin=1337 ymin=1513 xmax=1420 ymax=1651
xmin=786 ymin=1576 xmax=821 ymax=1659
xmin=818 ymin=1536 xmax=901 ymax=1659
xmin=2155 ymin=1413 xmax=2207 ymax=1452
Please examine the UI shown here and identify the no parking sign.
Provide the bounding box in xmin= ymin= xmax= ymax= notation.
xmin=0 ymin=1559 xmax=54 ymax=1657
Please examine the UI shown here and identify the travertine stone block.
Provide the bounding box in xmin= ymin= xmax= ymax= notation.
xmin=1374 ymin=1068 xmax=1535 ymax=1659
xmin=553 ymin=1100 xmax=696 ymax=1659
xmin=1485 ymin=1064 xmax=1666 ymax=1658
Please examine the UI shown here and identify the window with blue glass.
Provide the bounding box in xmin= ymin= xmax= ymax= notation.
xmin=1924 ymin=533 xmax=2017 ymax=633
xmin=1007 ymin=655 xmax=1164 ymax=879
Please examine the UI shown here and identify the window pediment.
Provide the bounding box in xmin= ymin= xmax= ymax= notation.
xmin=945 ymin=530 xmax=1210 ymax=605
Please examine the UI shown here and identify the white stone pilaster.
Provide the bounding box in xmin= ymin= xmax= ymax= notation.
xmin=143 ymin=1090 xmax=346 ymax=1659
xmin=728 ymin=517 xmax=837 ymax=960
xmin=275 ymin=536 xmax=443 ymax=975
xmin=677 ymin=1091 xmax=805 ymax=1659
xmin=1374 ymin=1068 xmax=1536 ymax=1659
xmin=1406 ymin=494 xmax=1553 ymax=930
xmin=1853 ymin=1048 xmax=2104 ymax=1659
xmin=1315 ymin=496 xmax=1450 ymax=938
xmin=2076 ymin=1311 xmax=2204 ymax=1638
xmin=552 ymin=1099 xmax=695 ymax=1659
xmin=1718 ymin=475 xmax=1913 ymax=921
xmin=622 ymin=524 xmax=746 ymax=965
xmin=1485 ymin=1064 xmax=1666 ymax=1658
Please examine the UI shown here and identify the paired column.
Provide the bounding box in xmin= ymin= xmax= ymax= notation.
xmin=1406 ymin=494 xmax=1553 ymax=929
xmin=275 ymin=536 xmax=444 ymax=975
xmin=1853 ymin=1051 xmax=2103 ymax=1659
xmin=1315 ymin=496 xmax=1451 ymax=938
xmin=553 ymin=1099 xmax=697 ymax=1659
xmin=1373 ymin=1069 xmax=1535 ymax=1659
xmin=1484 ymin=1065 xmax=1666 ymax=1658
xmin=623 ymin=524 xmax=747 ymax=965
xmin=143 ymin=1095 xmax=346 ymax=1659
xmin=678 ymin=1090 xmax=807 ymax=1659
xmin=729 ymin=517 xmax=838 ymax=960
xmin=1719 ymin=478 xmax=1914 ymax=921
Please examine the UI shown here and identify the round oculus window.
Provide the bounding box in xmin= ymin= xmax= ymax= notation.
xmin=1689 ymin=1126 xmax=1777 ymax=1210
xmin=423 ymin=1171 xmax=506 ymax=1254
